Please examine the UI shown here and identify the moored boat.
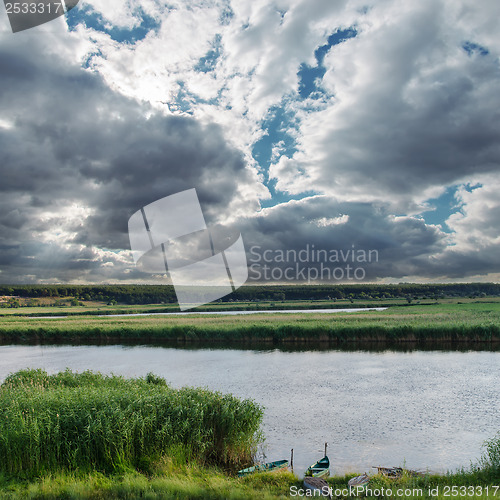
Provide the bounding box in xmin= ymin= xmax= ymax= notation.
xmin=305 ymin=456 xmax=330 ymax=478
xmin=373 ymin=466 xmax=424 ymax=478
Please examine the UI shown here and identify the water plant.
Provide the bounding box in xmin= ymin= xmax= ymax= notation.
xmin=0 ymin=369 xmax=263 ymax=477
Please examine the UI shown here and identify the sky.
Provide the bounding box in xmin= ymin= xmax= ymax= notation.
xmin=0 ymin=0 xmax=499 ymax=285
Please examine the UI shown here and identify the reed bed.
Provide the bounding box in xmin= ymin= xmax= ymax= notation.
xmin=1 ymin=303 xmax=500 ymax=343
xmin=0 ymin=369 xmax=263 ymax=477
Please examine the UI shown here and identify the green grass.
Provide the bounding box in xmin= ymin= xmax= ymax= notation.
xmin=0 ymin=465 xmax=298 ymax=499
xmin=0 ymin=452 xmax=499 ymax=499
xmin=1 ymin=302 xmax=500 ymax=344
xmin=0 ymin=369 xmax=263 ymax=478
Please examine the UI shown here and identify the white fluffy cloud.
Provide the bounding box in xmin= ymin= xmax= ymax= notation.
xmin=71 ymin=1 xmax=360 ymax=160
xmin=269 ymin=0 xmax=500 ymax=212
xmin=449 ymin=180 xmax=500 ymax=252
xmin=73 ymin=1 xmax=499 ymax=209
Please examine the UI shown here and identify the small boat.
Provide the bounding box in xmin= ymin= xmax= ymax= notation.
xmin=348 ymin=473 xmax=370 ymax=488
xmin=237 ymin=459 xmax=289 ymax=477
xmin=373 ymin=466 xmax=424 ymax=478
xmin=305 ymin=456 xmax=330 ymax=478
xmin=374 ymin=466 xmax=403 ymax=477
xmin=303 ymin=476 xmax=331 ymax=498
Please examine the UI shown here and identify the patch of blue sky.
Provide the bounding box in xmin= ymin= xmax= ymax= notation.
xmin=418 ymin=184 xmax=482 ymax=232
xmin=419 ymin=187 xmax=458 ymax=232
xmin=254 ymin=105 xmax=316 ymax=208
xmin=297 ymin=64 xmax=326 ymax=99
xmin=463 ymin=182 xmax=483 ymax=193
xmin=298 ymin=27 xmax=357 ymax=99
xmin=253 ymin=106 xmax=296 ymax=175
xmin=462 ymin=41 xmax=489 ymax=57
xmin=195 ymin=35 xmax=222 ymax=73
xmin=257 ymin=28 xmax=358 ymax=208
xmin=66 ymin=4 xmax=160 ymax=44
xmin=219 ymin=4 xmax=234 ymax=25
xmin=166 ymin=82 xmax=221 ymax=115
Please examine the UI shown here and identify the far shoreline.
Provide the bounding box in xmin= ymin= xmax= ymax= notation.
xmin=1 ymin=301 xmax=500 ymax=346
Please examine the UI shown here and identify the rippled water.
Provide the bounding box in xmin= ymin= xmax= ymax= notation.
xmin=1 ymin=345 xmax=498 ymax=475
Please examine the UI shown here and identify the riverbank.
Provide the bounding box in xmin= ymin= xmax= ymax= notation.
xmin=0 ymin=369 xmax=498 ymax=499
xmin=2 ymin=465 xmax=498 ymax=499
xmin=0 ymin=441 xmax=499 ymax=500
xmin=1 ymin=302 xmax=500 ymax=345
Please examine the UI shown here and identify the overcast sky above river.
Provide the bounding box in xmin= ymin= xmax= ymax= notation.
xmin=0 ymin=0 xmax=499 ymax=284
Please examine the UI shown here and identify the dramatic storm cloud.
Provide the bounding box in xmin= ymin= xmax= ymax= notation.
xmin=0 ymin=0 xmax=499 ymax=284
xmin=0 ymin=23 xmax=260 ymax=282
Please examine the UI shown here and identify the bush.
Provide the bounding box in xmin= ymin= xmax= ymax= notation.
xmin=479 ymin=432 xmax=500 ymax=471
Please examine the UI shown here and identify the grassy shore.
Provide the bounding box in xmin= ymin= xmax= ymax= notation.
xmin=1 ymin=446 xmax=499 ymax=500
xmin=1 ymin=466 xmax=500 ymax=499
xmin=1 ymin=302 xmax=500 ymax=344
xmin=0 ymin=370 xmax=499 ymax=499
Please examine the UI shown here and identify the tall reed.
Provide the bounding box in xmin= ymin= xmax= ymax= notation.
xmin=0 ymin=369 xmax=263 ymax=476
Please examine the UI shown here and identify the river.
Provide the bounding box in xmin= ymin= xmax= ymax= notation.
xmin=0 ymin=344 xmax=498 ymax=475
xmin=29 ymin=306 xmax=387 ymax=319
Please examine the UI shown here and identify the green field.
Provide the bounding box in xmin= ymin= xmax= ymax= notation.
xmin=1 ymin=301 xmax=500 ymax=344
xmin=0 ymin=296 xmax=438 ymax=316
xmin=1 ymin=295 xmax=499 ymax=496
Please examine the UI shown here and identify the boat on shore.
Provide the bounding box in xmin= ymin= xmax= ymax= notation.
xmin=305 ymin=456 xmax=330 ymax=478
xmin=237 ymin=459 xmax=288 ymax=477
xmin=348 ymin=473 xmax=370 ymax=488
xmin=303 ymin=476 xmax=331 ymax=497
xmin=374 ymin=466 xmax=425 ymax=478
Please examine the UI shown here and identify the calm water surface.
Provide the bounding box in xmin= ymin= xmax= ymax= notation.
xmin=30 ymin=307 xmax=387 ymax=319
xmin=0 ymin=345 xmax=498 ymax=475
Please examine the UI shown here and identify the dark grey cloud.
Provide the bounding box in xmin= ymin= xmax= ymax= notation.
xmin=0 ymin=32 xmax=255 ymax=282
xmin=238 ymin=190 xmax=500 ymax=283
xmin=239 ymin=196 xmax=448 ymax=283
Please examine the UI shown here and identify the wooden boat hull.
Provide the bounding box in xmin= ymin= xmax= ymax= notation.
xmin=348 ymin=474 xmax=370 ymax=488
xmin=303 ymin=477 xmax=331 ymax=497
xmin=374 ymin=466 xmax=424 ymax=478
xmin=309 ymin=467 xmax=330 ymax=478
xmin=237 ymin=459 xmax=288 ymax=477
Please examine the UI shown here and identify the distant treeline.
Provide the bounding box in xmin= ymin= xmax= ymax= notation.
xmin=0 ymin=283 xmax=499 ymax=305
